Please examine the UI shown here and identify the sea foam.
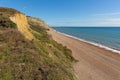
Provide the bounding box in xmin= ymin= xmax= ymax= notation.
xmin=54 ymin=29 xmax=120 ymax=54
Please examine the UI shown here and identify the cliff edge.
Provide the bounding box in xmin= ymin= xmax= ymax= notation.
xmin=0 ymin=7 xmax=78 ymax=80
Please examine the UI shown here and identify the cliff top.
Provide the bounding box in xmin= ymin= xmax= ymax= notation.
xmin=0 ymin=7 xmax=20 ymax=17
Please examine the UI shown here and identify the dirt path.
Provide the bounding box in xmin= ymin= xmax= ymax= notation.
xmin=48 ymin=29 xmax=120 ymax=80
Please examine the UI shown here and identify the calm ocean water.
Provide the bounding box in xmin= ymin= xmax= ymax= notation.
xmin=53 ymin=27 xmax=120 ymax=51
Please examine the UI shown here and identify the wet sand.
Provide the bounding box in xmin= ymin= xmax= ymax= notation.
xmin=48 ymin=29 xmax=120 ymax=80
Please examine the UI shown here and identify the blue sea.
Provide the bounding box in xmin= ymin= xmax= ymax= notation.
xmin=53 ymin=27 xmax=120 ymax=52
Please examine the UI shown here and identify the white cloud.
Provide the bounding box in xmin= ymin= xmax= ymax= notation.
xmin=107 ymin=18 xmax=120 ymax=22
xmin=53 ymin=18 xmax=120 ymax=26
xmin=52 ymin=12 xmax=120 ymax=26
xmin=94 ymin=12 xmax=120 ymax=16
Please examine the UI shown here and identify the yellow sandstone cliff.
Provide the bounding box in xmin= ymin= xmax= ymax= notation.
xmin=9 ymin=13 xmax=34 ymax=40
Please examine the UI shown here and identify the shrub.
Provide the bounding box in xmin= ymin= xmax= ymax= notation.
xmin=0 ymin=16 xmax=16 ymax=29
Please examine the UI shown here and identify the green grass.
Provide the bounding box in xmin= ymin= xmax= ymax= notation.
xmin=0 ymin=16 xmax=16 ymax=29
xmin=28 ymin=17 xmax=77 ymax=79
xmin=0 ymin=7 xmax=17 ymax=29
xmin=0 ymin=28 xmax=77 ymax=80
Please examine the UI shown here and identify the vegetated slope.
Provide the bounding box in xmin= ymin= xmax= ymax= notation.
xmin=0 ymin=7 xmax=77 ymax=80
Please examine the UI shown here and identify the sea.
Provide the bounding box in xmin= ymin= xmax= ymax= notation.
xmin=53 ymin=27 xmax=120 ymax=54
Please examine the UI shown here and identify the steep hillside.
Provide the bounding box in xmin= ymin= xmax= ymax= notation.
xmin=27 ymin=16 xmax=50 ymax=29
xmin=0 ymin=7 xmax=78 ymax=80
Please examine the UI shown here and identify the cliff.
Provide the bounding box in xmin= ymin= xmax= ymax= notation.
xmin=10 ymin=13 xmax=34 ymax=40
xmin=0 ymin=7 xmax=77 ymax=80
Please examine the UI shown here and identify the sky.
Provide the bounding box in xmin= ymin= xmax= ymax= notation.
xmin=0 ymin=0 xmax=120 ymax=26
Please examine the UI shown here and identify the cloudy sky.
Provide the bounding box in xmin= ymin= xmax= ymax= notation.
xmin=0 ymin=0 xmax=120 ymax=26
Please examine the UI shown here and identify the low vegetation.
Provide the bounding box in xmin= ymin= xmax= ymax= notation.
xmin=0 ymin=7 xmax=77 ymax=80
xmin=0 ymin=7 xmax=17 ymax=29
xmin=0 ymin=16 xmax=16 ymax=29
xmin=0 ymin=7 xmax=20 ymax=16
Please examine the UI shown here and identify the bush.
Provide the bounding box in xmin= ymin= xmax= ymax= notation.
xmin=0 ymin=16 xmax=16 ymax=29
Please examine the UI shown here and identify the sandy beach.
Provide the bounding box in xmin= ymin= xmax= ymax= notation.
xmin=48 ymin=29 xmax=120 ymax=80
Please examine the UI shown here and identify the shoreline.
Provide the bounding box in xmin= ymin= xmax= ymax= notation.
xmin=53 ymin=29 xmax=120 ymax=54
xmin=48 ymin=28 xmax=120 ymax=80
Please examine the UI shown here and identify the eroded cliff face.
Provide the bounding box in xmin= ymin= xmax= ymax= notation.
xmin=9 ymin=13 xmax=34 ymax=40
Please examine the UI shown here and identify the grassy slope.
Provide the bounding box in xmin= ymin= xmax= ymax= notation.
xmin=0 ymin=7 xmax=77 ymax=80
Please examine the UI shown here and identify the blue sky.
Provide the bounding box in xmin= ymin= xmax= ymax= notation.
xmin=0 ymin=0 xmax=120 ymax=26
